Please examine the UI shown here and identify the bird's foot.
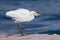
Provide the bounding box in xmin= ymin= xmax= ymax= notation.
xmin=4 ymin=34 xmax=12 ymax=38
xmin=21 ymin=34 xmax=28 ymax=36
xmin=18 ymin=34 xmax=28 ymax=37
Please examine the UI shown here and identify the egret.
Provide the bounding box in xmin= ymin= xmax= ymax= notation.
xmin=6 ymin=8 xmax=41 ymax=36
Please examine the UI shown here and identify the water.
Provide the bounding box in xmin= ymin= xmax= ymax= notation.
xmin=0 ymin=0 xmax=60 ymax=35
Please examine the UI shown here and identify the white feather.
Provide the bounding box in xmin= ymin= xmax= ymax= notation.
xmin=6 ymin=8 xmax=37 ymax=23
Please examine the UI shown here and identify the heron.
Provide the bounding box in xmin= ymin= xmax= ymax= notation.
xmin=6 ymin=8 xmax=41 ymax=36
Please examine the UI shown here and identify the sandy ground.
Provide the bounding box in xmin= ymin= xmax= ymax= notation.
xmin=0 ymin=34 xmax=60 ymax=40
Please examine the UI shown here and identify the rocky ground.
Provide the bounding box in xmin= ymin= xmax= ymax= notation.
xmin=0 ymin=34 xmax=60 ymax=40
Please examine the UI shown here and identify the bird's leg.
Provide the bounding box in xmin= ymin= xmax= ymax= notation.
xmin=18 ymin=24 xmax=28 ymax=36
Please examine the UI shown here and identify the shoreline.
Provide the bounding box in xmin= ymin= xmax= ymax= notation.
xmin=0 ymin=34 xmax=60 ymax=40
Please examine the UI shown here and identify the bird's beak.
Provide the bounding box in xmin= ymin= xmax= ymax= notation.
xmin=35 ymin=13 xmax=41 ymax=16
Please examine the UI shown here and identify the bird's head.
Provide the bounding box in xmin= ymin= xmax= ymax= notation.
xmin=31 ymin=11 xmax=41 ymax=16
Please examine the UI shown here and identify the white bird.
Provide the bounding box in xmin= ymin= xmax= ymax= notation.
xmin=6 ymin=8 xmax=41 ymax=36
